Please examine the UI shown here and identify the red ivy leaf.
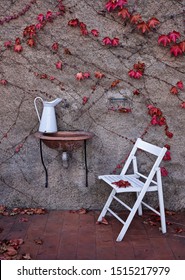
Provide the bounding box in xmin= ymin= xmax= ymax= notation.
xmin=52 ymin=42 xmax=59 ymax=51
xmin=130 ymin=13 xmax=142 ymax=24
xmin=76 ymin=72 xmax=84 ymax=80
xmin=95 ymin=71 xmax=105 ymax=79
xmin=91 ymin=29 xmax=99 ymax=37
xmin=112 ymin=180 xmax=131 ymax=188
xmin=170 ymin=45 xmax=183 ymax=56
xmin=180 ymin=102 xmax=185 ymax=108
xmin=118 ymin=8 xmax=130 ymax=19
xmin=179 ymin=41 xmax=185 ymax=52
xmin=82 ymin=96 xmax=88 ymax=105
xmin=176 ymin=81 xmax=184 ymax=89
xmin=163 ymin=150 xmax=171 ymax=161
xmin=165 ymin=130 xmax=173 ymax=138
xmin=112 ymin=37 xmax=119 ymax=46
xmin=137 ymin=21 xmax=150 ymax=33
xmin=102 ymin=37 xmax=112 ymax=45
xmin=0 ymin=79 xmax=8 ymax=85
xmin=133 ymin=89 xmax=140 ymax=95
xmin=175 ymin=227 xmax=183 ymax=233
xmin=46 ymin=11 xmax=53 ymax=21
xmin=168 ymin=30 xmax=181 ymax=43
xmin=147 ymin=17 xmax=160 ymax=28
xmin=128 ymin=69 xmax=136 ymax=78
xmin=160 ymin=167 xmax=168 ymax=177
xmin=68 ymin=18 xmax=79 ymax=27
xmin=134 ymin=70 xmax=143 ymax=79
xmin=158 ymin=34 xmax=171 ymax=47
xmin=111 ymin=79 xmax=120 ymax=88
xmin=4 ymin=41 xmax=12 ymax=48
xmin=27 ymin=38 xmax=35 ymax=47
xmin=170 ymin=86 xmax=178 ymax=95
xmin=96 ymin=217 xmax=109 ymax=225
xmin=56 ymin=61 xmax=62 ymax=70
xmin=83 ymin=72 xmax=90 ymax=78
xmin=37 ymin=13 xmax=44 ymax=22
xmin=118 ymin=108 xmax=131 ymax=113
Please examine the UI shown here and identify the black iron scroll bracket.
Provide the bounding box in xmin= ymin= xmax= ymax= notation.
xmin=84 ymin=139 xmax=88 ymax=187
xmin=39 ymin=139 xmax=89 ymax=188
xmin=39 ymin=139 xmax=48 ymax=188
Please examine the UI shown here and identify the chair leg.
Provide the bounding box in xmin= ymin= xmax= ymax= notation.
xmin=116 ymin=187 xmax=148 ymax=242
xmin=157 ymin=170 xmax=166 ymax=233
xmin=97 ymin=189 xmax=116 ymax=222
xmin=136 ymin=192 xmax=143 ymax=216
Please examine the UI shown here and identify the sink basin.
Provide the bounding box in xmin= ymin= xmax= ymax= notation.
xmin=35 ymin=131 xmax=94 ymax=151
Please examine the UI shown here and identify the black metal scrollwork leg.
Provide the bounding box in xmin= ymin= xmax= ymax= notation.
xmin=39 ymin=139 xmax=48 ymax=188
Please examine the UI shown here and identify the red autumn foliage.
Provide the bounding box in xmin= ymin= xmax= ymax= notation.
xmin=170 ymin=44 xmax=183 ymax=56
xmin=163 ymin=150 xmax=171 ymax=161
xmin=96 ymin=217 xmax=109 ymax=225
xmin=158 ymin=34 xmax=171 ymax=47
xmin=4 ymin=41 xmax=12 ymax=48
xmin=56 ymin=61 xmax=62 ymax=70
xmin=46 ymin=10 xmax=53 ymax=21
xmin=133 ymin=89 xmax=140 ymax=95
xmin=102 ymin=37 xmax=112 ymax=45
xmin=91 ymin=29 xmax=99 ymax=37
xmin=160 ymin=167 xmax=168 ymax=177
xmin=130 ymin=13 xmax=142 ymax=24
xmin=68 ymin=18 xmax=79 ymax=27
xmin=170 ymin=86 xmax=178 ymax=95
xmin=14 ymin=37 xmax=23 ymax=52
xmin=76 ymin=72 xmax=84 ymax=80
xmin=179 ymin=41 xmax=185 ymax=52
xmin=165 ymin=130 xmax=173 ymax=138
xmin=180 ymin=102 xmax=185 ymax=108
xmin=105 ymin=0 xmax=127 ymax=12
xmin=176 ymin=81 xmax=184 ymax=89
xmin=137 ymin=21 xmax=150 ymax=33
xmin=82 ymin=96 xmax=88 ymax=105
xmin=112 ymin=37 xmax=119 ymax=46
xmin=75 ymin=72 xmax=90 ymax=80
xmin=111 ymin=79 xmax=120 ymax=88
xmin=27 ymin=38 xmax=35 ymax=47
xmin=147 ymin=17 xmax=160 ymax=28
xmin=118 ymin=107 xmax=131 ymax=113
xmin=94 ymin=71 xmax=105 ymax=79
xmin=52 ymin=42 xmax=59 ymax=51
xmin=23 ymin=25 xmax=36 ymax=38
xmin=112 ymin=180 xmax=131 ymax=188
xmin=0 ymin=79 xmax=8 ymax=85
xmin=168 ymin=30 xmax=181 ymax=43
xmin=128 ymin=62 xmax=145 ymax=79
xmin=37 ymin=13 xmax=44 ymax=22
xmin=118 ymin=8 xmax=130 ymax=19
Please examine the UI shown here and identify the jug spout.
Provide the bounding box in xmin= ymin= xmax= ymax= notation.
xmin=46 ymin=98 xmax=62 ymax=107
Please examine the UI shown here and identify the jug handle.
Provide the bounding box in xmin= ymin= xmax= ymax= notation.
xmin=34 ymin=97 xmax=43 ymax=122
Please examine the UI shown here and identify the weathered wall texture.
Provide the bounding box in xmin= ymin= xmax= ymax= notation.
xmin=0 ymin=0 xmax=185 ymax=210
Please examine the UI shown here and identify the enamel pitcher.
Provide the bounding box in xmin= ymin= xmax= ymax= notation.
xmin=34 ymin=97 xmax=62 ymax=133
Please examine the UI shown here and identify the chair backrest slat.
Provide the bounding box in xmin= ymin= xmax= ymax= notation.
xmin=120 ymin=138 xmax=167 ymax=177
xmin=136 ymin=138 xmax=163 ymax=156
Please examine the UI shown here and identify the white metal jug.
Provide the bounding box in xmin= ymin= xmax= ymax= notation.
xmin=34 ymin=97 xmax=62 ymax=133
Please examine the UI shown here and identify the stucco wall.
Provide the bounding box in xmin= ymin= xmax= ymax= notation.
xmin=0 ymin=0 xmax=185 ymax=210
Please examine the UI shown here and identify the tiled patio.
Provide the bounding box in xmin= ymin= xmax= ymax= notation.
xmin=0 ymin=209 xmax=185 ymax=260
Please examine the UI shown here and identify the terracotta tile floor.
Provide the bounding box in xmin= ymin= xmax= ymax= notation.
xmin=0 ymin=209 xmax=185 ymax=260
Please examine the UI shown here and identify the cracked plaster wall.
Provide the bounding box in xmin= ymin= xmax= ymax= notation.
xmin=0 ymin=0 xmax=185 ymax=210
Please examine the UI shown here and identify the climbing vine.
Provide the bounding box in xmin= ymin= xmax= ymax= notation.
xmin=0 ymin=0 xmax=185 ymax=183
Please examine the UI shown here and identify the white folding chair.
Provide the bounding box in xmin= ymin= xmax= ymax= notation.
xmin=97 ymin=138 xmax=167 ymax=241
